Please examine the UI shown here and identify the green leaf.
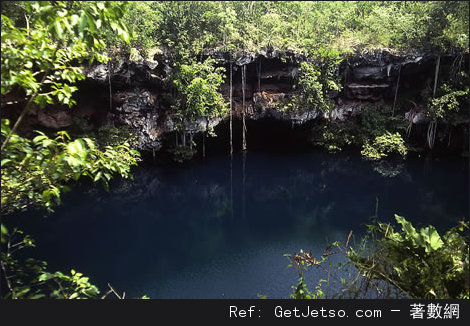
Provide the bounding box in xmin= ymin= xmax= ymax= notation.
xmin=69 ymin=292 xmax=79 ymax=299
xmin=16 ymin=287 xmax=31 ymax=297
xmin=1 ymin=224 xmax=7 ymax=236
xmin=38 ymin=272 xmax=53 ymax=282
xmin=1 ymin=224 xmax=8 ymax=244
xmin=29 ymin=294 xmax=46 ymax=299
xmin=55 ymin=21 xmax=63 ymax=39
xmin=1 ymin=159 xmax=12 ymax=166
xmin=395 ymin=214 xmax=419 ymax=243
xmin=420 ymin=226 xmax=444 ymax=253
xmin=93 ymin=171 xmax=102 ymax=182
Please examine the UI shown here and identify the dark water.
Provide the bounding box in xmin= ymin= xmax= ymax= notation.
xmin=10 ymin=149 xmax=469 ymax=298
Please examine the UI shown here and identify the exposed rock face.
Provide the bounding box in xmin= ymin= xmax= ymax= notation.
xmin=85 ymin=63 xmax=109 ymax=83
xmin=251 ymin=91 xmax=321 ymax=123
xmin=84 ymin=48 xmax=162 ymax=88
xmin=35 ymin=107 xmax=73 ymax=129
xmin=252 ymin=91 xmax=286 ymax=119
xmin=111 ymin=88 xmax=224 ymax=151
xmin=77 ymin=48 xmax=466 ymax=152
xmin=346 ymin=82 xmax=391 ymax=100
xmin=405 ymin=110 xmax=427 ymax=124
xmin=205 ymin=46 xmax=308 ymax=65
xmin=343 ymin=50 xmax=429 ymax=102
xmin=328 ymin=100 xmax=364 ymax=121
xmin=2 ymin=46 xmax=466 ymax=154
xmin=114 ymin=90 xmax=164 ymax=151
xmin=184 ymin=116 xmax=224 ymax=134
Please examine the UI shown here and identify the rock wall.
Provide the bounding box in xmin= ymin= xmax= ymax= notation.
xmin=13 ymin=47 xmax=466 ymax=153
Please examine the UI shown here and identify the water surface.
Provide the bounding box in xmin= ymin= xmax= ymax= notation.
xmin=12 ymin=149 xmax=469 ymax=298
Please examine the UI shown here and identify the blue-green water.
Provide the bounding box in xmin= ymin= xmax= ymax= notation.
xmin=11 ymin=150 xmax=469 ymax=298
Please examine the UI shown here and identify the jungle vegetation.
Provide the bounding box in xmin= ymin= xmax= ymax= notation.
xmin=287 ymin=216 xmax=469 ymax=299
xmin=1 ymin=1 xmax=468 ymax=299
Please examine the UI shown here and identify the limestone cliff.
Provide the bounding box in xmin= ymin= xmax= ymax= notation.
xmin=10 ymin=47 xmax=467 ymax=153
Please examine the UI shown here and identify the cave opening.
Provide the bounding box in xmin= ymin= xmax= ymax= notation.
xmin=193 ymin=118 xmax=315 ymax=157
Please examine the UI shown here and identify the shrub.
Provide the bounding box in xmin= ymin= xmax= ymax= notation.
xmin=361 ymin=132 xmax=407 ymax=160
xmin=348 ymin=216 xmax=469 ymax=299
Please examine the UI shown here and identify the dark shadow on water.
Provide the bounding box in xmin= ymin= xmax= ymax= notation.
xmin=8 ymin=149 xmax=469 ymax=298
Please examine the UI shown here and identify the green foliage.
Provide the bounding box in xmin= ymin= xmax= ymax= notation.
xmin=311 ymin=104 xmax=408 ymax=154
xmin=1 ymin=225 xmax=148 ymax=299
xmin=168 ymin=144 xmax=197 ymax=164
xmin=290 ymin=277 xmax=324 ymax=300
xmin=168 ymin=58 xmax=226 ymax=161
xmin=285 ymin=217 xmax=468 ymax=299
xmin=0 ymin=225 xmax=98 ymax=299
xmin=348 ymin=216 xmax=469 ymax=299
xmin=427 ymin=84 xmax=469 ymax=122
xmin=172 ymin=58 xmax=228 ymax=130
xmin=111 ymin=2 xmax=160 ymax=56
xmin=359 ymin=105 xmax=388 ymax=139
xmin=151 ymin=1 xmax=230 ymax=61
xmin=311 ymin=121 xmax=356 ymax=152
xmin=92 ymin=124 xmax=139 ymax=149
xmin=283 ymin=50 xmax=342 ymax=114
xmin=1 ymin=1 xmax=129 ymax=111
xmin=422 ymin=55 xmax=468 ymax=149
xmin=1 ymin=2 xmax=137 ymax=214
xmin=285 ymin=247 xmax=341 ymax=299
xmin=296 ymin=61 xmax=333 ymax=113
xmin=107 ymin=1 xmax=468 ymax=58
xmin=361 ymin=132 xmax=407 ymax=161
xmin=0 ymin=2 xmax=144 ymax=300
xmin=1 ymin=119 xmax=140 ymax=214
xmin=0 ymin=1 xmax=28 ymax=27
xmin=67 ymin=119 xmax=139 ymax=150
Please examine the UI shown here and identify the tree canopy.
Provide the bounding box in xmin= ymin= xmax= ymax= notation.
xmin=1 ymin=1 xmax=137 ymax=214
xmin=105 ymin=1 xmax=469 ymax=59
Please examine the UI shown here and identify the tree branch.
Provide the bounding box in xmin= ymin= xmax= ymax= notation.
xmin=106 ymin=283 xmax=124 ymax=299
xmin=1 ymin=73 xmax=48 ymax=152
xmin=0 ymin=231 xmax=16 ymax=298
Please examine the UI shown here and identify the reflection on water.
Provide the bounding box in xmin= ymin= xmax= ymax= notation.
xmin=12 ymin=150 xmax=468 ymax=298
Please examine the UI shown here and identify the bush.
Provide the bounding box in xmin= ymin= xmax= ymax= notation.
xmin=285 ymin=216 xmax=469 ymax=299
xmin=311 ymin=121 xmax=356 ymax=152
xmin=348 ymin=216 xmax=469 ymax=299
xmin=361 ymin=132 xmax=407 ymax=160
xmin=0 ymin=225 xmax=147 ymax=299
xmin=1 ymin=119 xmax=140 ymax=214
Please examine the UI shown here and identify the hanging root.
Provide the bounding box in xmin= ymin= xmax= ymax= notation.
xmin=406 ymin=101 xmax=418 ymax=138
xmin=427 ymin=121 xmax=437 ymax=149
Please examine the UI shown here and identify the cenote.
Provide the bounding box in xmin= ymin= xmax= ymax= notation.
xmin=10 ymin=147 xmax=469 ymax=299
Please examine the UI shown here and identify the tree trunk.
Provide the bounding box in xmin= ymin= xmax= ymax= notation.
xmin=1 ymin=72 xmax=49 ymax=151
xmin=2 ymin=46 xmax=58 ymax=151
